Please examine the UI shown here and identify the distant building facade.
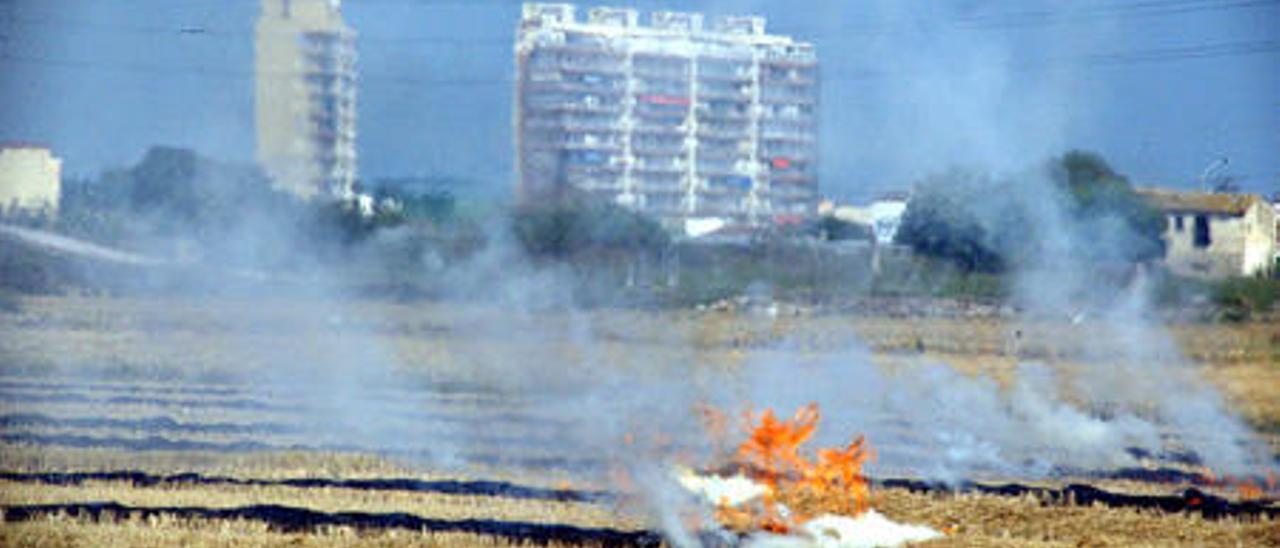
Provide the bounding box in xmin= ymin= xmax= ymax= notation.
xmin=255 ymin=0 xmax=358 ymax=199
xmin=1139 ymin=188 xmax=1276 ymax=278
xmin=515 ymin=4 xmax=819 ymax=232
xmin=0 ymin=145 xmax=61 ymax=217
xmin=819 ymin=193 xmax=910 ymax=245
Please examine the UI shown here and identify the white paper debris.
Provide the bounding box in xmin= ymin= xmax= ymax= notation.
xmin=745 ymin=511 xmax=942 ymax=547
xmin=675 ymin=470 xmax=942 ymax=548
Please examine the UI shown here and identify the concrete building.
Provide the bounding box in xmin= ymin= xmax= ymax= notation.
xmin=0 ymin=145 xmax=61 ymax=217
xmin=255 ymin=0 xmax=358 ymax=200
xmin=1139 ymin=188 xmax=1276 ymax=278
xmin=515 ymin=4 xmax=819 ymax=232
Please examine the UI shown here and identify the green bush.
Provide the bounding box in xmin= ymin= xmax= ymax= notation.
xmin=1213 ymin=277 xmax=1280 ymax=321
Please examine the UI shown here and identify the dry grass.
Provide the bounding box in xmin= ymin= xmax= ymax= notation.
xmin=2 ymin=296 xmax=1279 ymax=546
xmin=877 ymin=488 xmax=1280 ymax=547
xmin=1 ymin=481 xmax=1274 ymax=547
xmin=0 ymin=513 xmax=589 ymax=548
xmin=0 ymin=479 xmax=639 ymax=530
xmin=0 ymin=446 xmax=592 ymax=490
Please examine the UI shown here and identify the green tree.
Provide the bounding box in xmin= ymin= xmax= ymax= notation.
xmin=1051 ymin=150 xmax=1166 ymax=263
xmin=895 ymin=170 xmax=1008 ymax=272
xmin=896 ymin=151 xmax=1165 ymax=272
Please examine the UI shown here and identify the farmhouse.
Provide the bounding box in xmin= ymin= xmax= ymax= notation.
xmin=1138 ymin=188 xmax=1276 ymax=278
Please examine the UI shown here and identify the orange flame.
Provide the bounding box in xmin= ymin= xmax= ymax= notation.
xmin=1237 ymin=481 xmax=1263 ymax=501
xmin=736 ymin=404 xmax=820 ymax=488
xmin=709 ymin=403 xmax=873 ymax=532
xmin=1195 ymin=467 xmax=1277 ymax=502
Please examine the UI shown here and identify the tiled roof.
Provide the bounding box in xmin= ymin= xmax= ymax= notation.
xmin=1136 ymin=187 xmax=1262 ymax=216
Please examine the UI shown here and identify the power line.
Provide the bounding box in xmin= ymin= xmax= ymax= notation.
xmin=6 ymin=0 xmax=1279 ymax=47
xmin=948 ymin=0 xmax=1280 ymax=30
xmin=0 ymin=52 xmax=510 ymax=86
xmin=3 ymin=38 xmax=1278 ymax=90
xmin=3 ymin=16 xmax=512 ymax=46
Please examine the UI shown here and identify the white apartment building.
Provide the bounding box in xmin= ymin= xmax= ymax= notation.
xmin=255 ymin=0 xmax=358 ymax=199
xmin=515 ymin=4 xmax=819 ymax=231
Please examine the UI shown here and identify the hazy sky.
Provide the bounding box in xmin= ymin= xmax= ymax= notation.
xmin=1 ymin=0 xmax=1277 ymax=200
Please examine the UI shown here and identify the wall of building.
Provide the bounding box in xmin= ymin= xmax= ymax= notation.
xmin=255 ymin=0 xmax=358 ymax=200
xmin=1241 ymin=201 xmax=1277 ymax=275
xmin=0 ymin=147 xmax=61 ymax=216
xmin=515 ymin=4 xmax=818 ymax=230
xmin=1274 ymin=204 xmax=1280 ymax=267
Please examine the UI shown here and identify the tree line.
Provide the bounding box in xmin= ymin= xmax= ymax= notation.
xmin=895 ymin=150 xmax=1166 ymax=273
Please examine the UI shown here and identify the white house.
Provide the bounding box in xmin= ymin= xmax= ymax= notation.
xmin=1139 ymin=188 xmax=1276 ymax=278
xmin=0 ymin=144 xmax=62 ymax=217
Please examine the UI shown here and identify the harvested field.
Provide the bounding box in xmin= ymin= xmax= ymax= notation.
xmin=1 ymin=295 xmax=1277 ymax=546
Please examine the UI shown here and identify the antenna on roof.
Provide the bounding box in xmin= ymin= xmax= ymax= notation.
xmin=1199 ymin=156 xmax=1229 ymax=193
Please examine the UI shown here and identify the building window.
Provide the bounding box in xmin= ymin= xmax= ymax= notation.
xmin=1193 ymin=215 xmax=1211 ymax=248
xmin=1174 ymin=215 xmax=1183 ymax=232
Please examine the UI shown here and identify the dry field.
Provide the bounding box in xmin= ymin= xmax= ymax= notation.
xmin=0 ymin=295 xmax=1277 ymax=546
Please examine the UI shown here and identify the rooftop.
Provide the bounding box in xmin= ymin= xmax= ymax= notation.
xmin=519 ymin=3 xmax=809 ymax=50
xmin=1136 ymin=187 xmax=1265 ymax=216
xmin=0 ymin=142 xmax=54 ymax=152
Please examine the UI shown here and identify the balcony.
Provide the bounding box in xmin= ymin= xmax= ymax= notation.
xmin=532 ymin=41 xmax=625 ymax=57
xmin=760 ymin=119 xmax=816 ymax=133
xmin=567 ymin=178 xmax=623 ymax=192
xmin=698 ymin=60 xmax=753 ymax=82
xmin=762 ymin=46 xmax=817 ymax=66
xmin=760 ymin=92 xmax=817 ymax=106
xmin=697 ymin=123 xmax=751 ymax=140
xmin=638 ymin=183 xmax=686 ymax=195
xmin=769 ymin=173 xmax=816 ymax=186
xmin=696 ymin=142 xmax=747 ymax=159
xmin=524 ymin=117 xmax=622 ymax=133
xmin=634 ymin=104 xmax=689 ymax=120
xmin=761 ymin=132 xmax=816 ymax=144
xmin=696 ymin=108 xmax=750 ymax=122
xmin=633 ymin=67 xmax=690 ymax=81
xmin=761 ymin=66 xmax=817 ymax=85
xmin=634 ymin=82 xmax=689 ymax=96
xmin=562 ymin=140 xmax=624 ymax=151
xmin=632 ymin=122 xmax=686 ymax=135
xmin=557 ymin=61 xmax=628 ymax=76
xmin=633 ymin=156 xmax=686 ymax=174
xmin=525 ymin=79 xmax=625 ymax=96
xmin=632 ymin=139 xmax=686 ymax=155
xmin=524 ymin=102 xmax=624 ymax=115
xmin=698 ymin=136 xmax=750 ymax=153
xmin=761 ymin=105 xmax=815 ymax=122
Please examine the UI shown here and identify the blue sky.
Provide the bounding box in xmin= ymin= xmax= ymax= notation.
xmin=2 ymin=0 xmax=1277 ymax=200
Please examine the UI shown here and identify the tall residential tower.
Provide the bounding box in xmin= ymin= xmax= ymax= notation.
xmin=255 ymin=0 xmax=358 ymax=199
xmin=515 ymin=4 xmax=819 ymax=230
